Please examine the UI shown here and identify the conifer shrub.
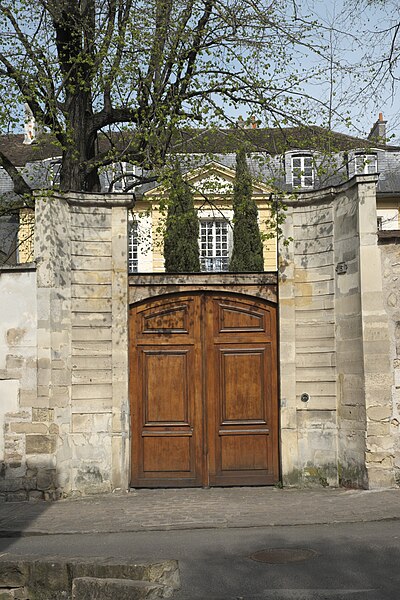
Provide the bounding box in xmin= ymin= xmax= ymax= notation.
xmin=163 ymin=168 xmax=200 ymax=273
xmin=229 ymin=148 xmax=264 ymax=272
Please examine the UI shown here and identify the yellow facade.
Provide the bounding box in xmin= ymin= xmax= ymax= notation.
xmin=139 ymin=161 xmax=278 ymax=272
xmin=18 ymin=208 xmax=35 ymax=263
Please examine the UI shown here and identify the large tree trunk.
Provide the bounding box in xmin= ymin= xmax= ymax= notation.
xmin=60 ymin=92 xmax=100 ymax=193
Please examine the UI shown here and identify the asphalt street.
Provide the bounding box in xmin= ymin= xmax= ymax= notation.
xmin=1 ymin=520 xmax=399 ymax=599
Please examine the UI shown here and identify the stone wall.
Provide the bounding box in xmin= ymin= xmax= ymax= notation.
xmin=280 ymin=194 xmax=338 ymax=486
xmin=280 ymin=175 xmax=396 ymax=488
xmin=35 ymin=193 xmax=132 ymax=496
xmin=0 ymin=265 xmax=41 ymax=500
xmin=0 ymin=193 xmax=132 ymax=499
xmin=1 ymin=183 xmax=398 ymax=499
xmin=380 ymin=233 xmax=400 ymax=484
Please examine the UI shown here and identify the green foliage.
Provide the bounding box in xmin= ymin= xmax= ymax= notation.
xmin=229 ymin=148 xmax=264 ymax=272
xmin=0 ymin=0 xmax=339 ymax=195
xmin=163 ymin=167 xmax=200 ymax=273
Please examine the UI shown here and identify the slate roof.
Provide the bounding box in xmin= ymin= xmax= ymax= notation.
xmin=1 ymin=126 xmax=399 ymax=167
xmin=170 ymin=126 xmax=400 ymax=154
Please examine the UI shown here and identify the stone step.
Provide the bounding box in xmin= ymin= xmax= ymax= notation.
xmin=72 ymin=577 xmax=166 ymax=599
xmin=0 ymin=556 xmax=180 ymax=599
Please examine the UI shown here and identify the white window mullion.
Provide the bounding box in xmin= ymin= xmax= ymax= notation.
xmin=199 ymin=220 xmax=229 ymax=272
xmin=291 ymin=155 xmax=314 ymax=188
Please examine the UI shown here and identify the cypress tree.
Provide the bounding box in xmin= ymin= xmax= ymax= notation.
xmin=229 ymin=148 xmax=264 ymax=272
xmin=163 ymin=168 xmax=200 ymax=273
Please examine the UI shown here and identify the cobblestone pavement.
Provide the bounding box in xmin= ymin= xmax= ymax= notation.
xmin=0 ymin=487 xmax=399 ymax=536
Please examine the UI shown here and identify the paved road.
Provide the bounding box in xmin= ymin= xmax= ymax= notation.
xmin=1 ymin=520 xmax=399 ymax=599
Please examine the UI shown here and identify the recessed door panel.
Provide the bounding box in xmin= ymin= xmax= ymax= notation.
xmin=220 ymin=349 xmax=266 ymax=423
xmin=143 ymin=350 xmax=190 ymax=424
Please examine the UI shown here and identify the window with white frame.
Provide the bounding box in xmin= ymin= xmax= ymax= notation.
xmin=128 ymin=220 xmax=138 ymax=273
xmin=354 ymin=153 xmax=378 ymax=175
xmin=199 ymin=220 xmax=230 ymax=272
xmin=291 ymin=155 xmax=314 ymax=188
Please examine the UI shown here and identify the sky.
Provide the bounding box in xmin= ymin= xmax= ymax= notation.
xmin=304 ymin=0 xmax=400 ymax=142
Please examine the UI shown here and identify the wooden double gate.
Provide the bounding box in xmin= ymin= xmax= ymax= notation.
xmin=129 ymin=292 xmax=279 ymax=487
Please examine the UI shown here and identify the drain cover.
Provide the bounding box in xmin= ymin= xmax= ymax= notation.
xmin=249 ymin=548 xmax=317 ymax=564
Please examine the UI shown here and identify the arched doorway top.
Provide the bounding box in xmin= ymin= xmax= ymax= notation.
xmin=128 ymin=272 xmax=278 ymax=306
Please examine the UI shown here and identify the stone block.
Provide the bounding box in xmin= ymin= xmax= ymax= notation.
xmin=0 ymin=588 xmax=28 ymax=599
xmin=71 ymin=241 xmax=112 ymax=257
xmin=72 ymin=312 xmax=112 ymax=327
xmin=367 ymin=466 xmax=396 ymax=489
xmin=366 ymin=435 xmax=394 ymax=453
xmin=71 ymin=356 xmax=112 ymax=371
xmin=72 ymin=578 xmax=165 ymax=600
xmin=297 ymin=410 xmax=336 ymax=430
xmin=72 ymin=383 xmax=112 ymax=400
xmin=9 ymin=423 xmax=48 ymax=435
xmin=26 ymin=454 xmax=56 ymax=470
xmin=72 ymin=370 xmax=112 ymax=385
xmin=71 ymin=256 xmax=112 ymax=272
xmin=36 ymin=469 xmax=56 ymax=491
xmin=70 ymin=559 xmax=180 ymax=593
xmin=5 ymin=492 xmax=27 ymax=502
xmin=27 ymin=559 xmax=70 ymax=595
xmin=0 ymin=561 xmax=29 ymax=588
xmin=72 ymin=340 xmax=112 ymax=357
xmin=295 ymin=380 xmax=336 ymax=397
xmin=72 ymin=414 xmax=92 ymax=433
xmin=367 ymin=422 xmax=391 ymax=437
xmin=25 ymin=435 xmax=57 ymax=455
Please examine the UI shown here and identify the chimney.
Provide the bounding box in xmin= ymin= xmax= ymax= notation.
xmin=368 ymin=112 xmax=387 ymax=144
xmin=23 ymin=104 xmax=41 ymax=144
xmin=250 ymin=115 xmax=257 ymax=129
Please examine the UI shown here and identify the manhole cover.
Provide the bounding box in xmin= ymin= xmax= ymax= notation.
xmin=249 ymin=548 xmax=318 ymax=564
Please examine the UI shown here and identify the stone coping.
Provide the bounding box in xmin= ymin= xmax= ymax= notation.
xmin=0 ymin=262 xmax=36 ymax=273
xmin=378 ymin=230 xmax=400 ymax=243
xmin=129 ymin=272 xmax=278 ymax=286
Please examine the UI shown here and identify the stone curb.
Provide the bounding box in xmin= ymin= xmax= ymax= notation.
xmin=0 ymin=515 xmax=399 ymax=538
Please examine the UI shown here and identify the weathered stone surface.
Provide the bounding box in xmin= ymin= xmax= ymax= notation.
xmin=70 ymin=560 xmax=180 ymax=593
xmin=0 ymin=556 xmax=179 ymax=600
xmin=0 ymin=590 xmax=28 ymax=600
xmin=72 ymin=578 xmax=165 ymax=600
xmin=25 ymin=435 xmax=57 ymax=455
xmin=0 ymin=561 xmax=29 ymax=588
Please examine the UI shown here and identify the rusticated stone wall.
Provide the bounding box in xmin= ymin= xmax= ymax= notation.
xmin=0 ymin=193 xmax=132 ymax=499
xmin=280 ymin=174 xmax=396 ymax=489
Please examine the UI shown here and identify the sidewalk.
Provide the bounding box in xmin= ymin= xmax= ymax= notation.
xmin=0 ymin=486 xmax=399 ymax=536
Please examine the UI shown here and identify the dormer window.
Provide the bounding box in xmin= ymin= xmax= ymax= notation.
xmin=354 ymin=153 xmax=377 ymax=175
xmin=291 ymin=154 xmax=314 ymax=188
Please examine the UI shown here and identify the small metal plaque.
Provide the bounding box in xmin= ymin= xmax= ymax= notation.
xmin=336 ymin=262 xmax=348 ymax=274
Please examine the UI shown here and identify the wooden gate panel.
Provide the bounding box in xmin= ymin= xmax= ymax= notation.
xmin=130 ymin=296 xmax=203 ymax=487
xmin=205 ymin=295 xmax=278 ymax=486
